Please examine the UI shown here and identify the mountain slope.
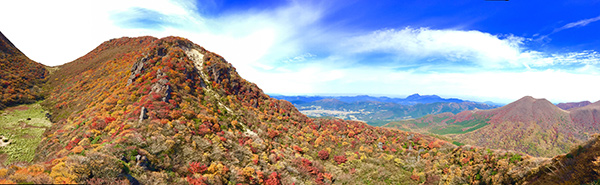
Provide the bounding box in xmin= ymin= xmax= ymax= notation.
xmin=385 ymin=96 xmax=590 ymax=157
xmin=0 ymin=31 xmax=48 ymax=109
xmin=31 ymin=36 xmax=454 ymax=184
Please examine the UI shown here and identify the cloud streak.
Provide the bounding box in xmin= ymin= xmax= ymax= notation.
xmin=553 ymin=15 xmax=600 ymax=33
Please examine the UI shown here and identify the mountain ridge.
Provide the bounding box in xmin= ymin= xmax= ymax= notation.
xmin=557 ymin=101 xmax=592 ymax=110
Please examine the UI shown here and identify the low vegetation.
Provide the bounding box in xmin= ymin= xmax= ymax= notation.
xmin=0 ymin=102 xmax=52 ymax=164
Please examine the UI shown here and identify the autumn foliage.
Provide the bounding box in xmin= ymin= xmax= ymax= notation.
xmin=0 ymin=35 xmax=594 ymax=184
xmin=0 ymin=31 xmax=48 ymax=109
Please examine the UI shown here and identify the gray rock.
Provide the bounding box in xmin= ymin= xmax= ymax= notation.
xmin=150 ymin=69 xmax=172 ymax=102
xmin=139 ymin=107 xmax=148 ymax=123
xmin=127 ymin=56 xmax=148 ymax=86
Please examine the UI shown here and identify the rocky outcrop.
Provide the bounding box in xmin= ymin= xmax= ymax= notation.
xmin=127 ymin=56 xmax=148 ymax=86
xmin=150 ymin=69 xmax=172 ymax=102
xmin=139 ymin=107 xmax=148 ymax=123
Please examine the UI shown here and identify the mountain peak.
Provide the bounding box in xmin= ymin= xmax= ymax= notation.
xmin=485 ymin=96 xmax=566 ymax=124
xmin=407 ymin=93 xmax=421 ymax=98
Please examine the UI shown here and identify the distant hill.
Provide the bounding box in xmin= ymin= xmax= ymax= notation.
xmin=272 ymin=94 xmax=499 ymax=125
xmin=0 ymin=31 xmax=48 ymax=109
xmin=384 ymin=96 xmax=600 ymax=157
xmin=557 ymin=101 xmax=592 ymax=110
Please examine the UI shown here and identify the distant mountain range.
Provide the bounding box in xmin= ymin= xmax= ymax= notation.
xmin=556 ymin=101 xmax=592 ymax=110
xmin=384 ymin=96 xmax=600 ymax=157
xmin=271 ymin=93 xmax=496 ymax=105
xmin=271 ymin=94 xmax=500 ymax=125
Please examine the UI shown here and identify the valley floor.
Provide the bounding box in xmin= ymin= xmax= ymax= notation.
xmin=0 ymin=102 xmax=51 ymax=165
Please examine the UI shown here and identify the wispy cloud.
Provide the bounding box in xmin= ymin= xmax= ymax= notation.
xmin=553 ymin=15 xmax=600 ymax=33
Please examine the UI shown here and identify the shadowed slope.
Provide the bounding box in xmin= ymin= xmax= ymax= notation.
xmin=0 ymin=31 xmax=48 ymax=109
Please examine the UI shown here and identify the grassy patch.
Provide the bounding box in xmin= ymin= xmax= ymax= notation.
xmin=0 ymin=101 xmax=52 ymax=164
xmin=430 ymin=118 xmax=490 ymax=135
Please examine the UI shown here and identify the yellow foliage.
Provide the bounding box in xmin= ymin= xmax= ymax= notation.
xmin=8 ymin=173 xmax=27 ymax=183
xmin=50 ymin=162 xmax=77 ymax=184
xmin=0 ymin=179 xmax=15 ymax=184
xmin=422 ymin=153 xmax=430 ymax=159
xmin=72 ymin=146 xmax=84 ymax=154
xmin=242 ymin=167 xmax=255 ymax=177
xmin=0 ymin=168 xmax=8 ymax=178
xmin=27 ymin=165 xmax=45 ymax=175
xmin=394 ymin=158 xmax=403 ymax=166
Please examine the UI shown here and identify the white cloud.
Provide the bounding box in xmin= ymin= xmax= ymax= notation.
xmin=1 ymin=0 xmax=600 ymax=103
xmin=340 ymin=28 xmax=536 ymax=69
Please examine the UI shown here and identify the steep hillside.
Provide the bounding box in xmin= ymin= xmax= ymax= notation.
xmin=521 ymin=134 xmax=600 ymax=184
xmin=0 ymin=36 xmax=597 ymax=184
xmin=8 ymin=36 xmax=452 ymax=184
xmin=570 ymin=101 xmax=600 ymax=132
xmin=557 ymin=101 xmax=592 ymax=110
xmin=0 ymin=31 xmax=48 ymax=109
xmin=385 ymin=96 xmax=590 ymax=157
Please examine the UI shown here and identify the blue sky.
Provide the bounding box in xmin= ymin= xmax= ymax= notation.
xmin=2 ymin=0 xmax=600 ymax=103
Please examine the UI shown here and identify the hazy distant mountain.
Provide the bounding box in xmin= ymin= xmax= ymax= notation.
xmin=556 ymin=101 xmax=592 ymax=110
xmin=271 ymin=93 xmax=488 ymax=105
xmin=272 ymin=94 xmax=499 ymax=125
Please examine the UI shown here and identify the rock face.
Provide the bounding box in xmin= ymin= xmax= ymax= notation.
xmin=127 ymin=56 xmax=147 ymax=85
xmin=557 ymin=101 xmax=592 ymax=110
xmin=150 ymin=69 xmax=172 ymax=102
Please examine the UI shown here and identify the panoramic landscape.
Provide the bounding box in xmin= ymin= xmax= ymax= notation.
xmin=2 ymin=0 xmax=600 ymax=184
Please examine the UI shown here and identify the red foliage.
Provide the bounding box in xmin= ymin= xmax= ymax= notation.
xmin=265 ymin=172 xmax=281 ymax=185
xmin=318 ymin=150 xmax=329 ymax=160
xmin=187 ymin=176 xmax=208 ymax=185
xmin=410 ymin=174 xmax=420 ymax=181
xmin=65 ymin=138 xmax=81 ymax=150
xmin=293 ymin=145 xmax=303 ymax=153
xmin=334 ymin=155 xmax=347 ymax=165
xmin=267 ymin=129 xmax=279 ymax=139
xmin=188 ymin=162 xmax=207 ymax=174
